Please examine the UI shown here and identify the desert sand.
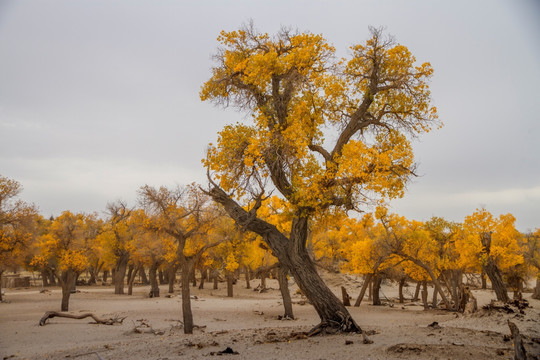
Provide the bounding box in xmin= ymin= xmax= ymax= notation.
xmin=1 ymin=272 xmax=539 ymax=360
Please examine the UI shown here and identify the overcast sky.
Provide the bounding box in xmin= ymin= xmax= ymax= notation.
xmin=0 ymin=0 xmax=539 ymax=231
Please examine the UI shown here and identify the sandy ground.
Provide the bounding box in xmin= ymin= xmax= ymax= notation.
xmin=1 ymin=272 xmax=539 ymax=360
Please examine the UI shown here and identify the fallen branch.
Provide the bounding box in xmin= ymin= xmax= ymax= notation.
xmin=39 ymin=311 xmax=126 ymax=326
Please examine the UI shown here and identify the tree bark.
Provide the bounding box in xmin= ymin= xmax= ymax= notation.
xmin=244 ymin=266 xmax=251 ymax=289
xmin=168 ymin=265 xmax=177 ymax=293
xmin=158 ymin=269 xmax=165 ymax=285
xmin=481 ymin=232 xmax=509 ymax=302
xmin=209 ymin=186 xmax=363 ymax=333
xmin=432 ymin=282 xmax=438 ymax=309
xmin=180 ymin=259 xmax=194 ymax=334
xmin=198 ymin=268 xmax=207 ymax=290
xmin=481 ymin=272 xmax=487 ymax=289
xmin=148 ymin=263 xmax=160 ymax=298
xmin=533 ymin=276 xmax=540 ymax=300
xmin=59 ymin=270 xmax=76 ymax=311
xmin=413 ymin=281 xmax=421 ymax=301
xmin=0 ymin=270 xmax=3 ymax=302
xmin=421 ymin=281 xmax=429 ymax=310
xmin=114 ymin=255 xmax=129 ymax=295
xmin=398 ymin=278 xmax=405 ymax=303
xmin=127 ymin=264 xmax=139 ymax=296
xmin=354 ymin=274 xmax=373 ymax=307
xmin=102 ymin=270 xmax=109 ymax=284
xmin=372 ymin=274 xmax=382 ymax=306
xmin=341 ymin=286 xmax=351 ymax=306
xmin=278 ymin=265 xmax=294 ymax=318
xmin=138 ymin=267 xmax=148 ymax=285
xmin=226 ymin=272 xmax=234 ymax=297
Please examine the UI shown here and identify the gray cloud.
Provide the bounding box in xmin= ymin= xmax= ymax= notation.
xmin=0 ymin=0 xmax=538 ymax=231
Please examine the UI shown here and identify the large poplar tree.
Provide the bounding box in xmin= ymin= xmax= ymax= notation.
xmin=201 ymin=23 xmax=438 ymax=333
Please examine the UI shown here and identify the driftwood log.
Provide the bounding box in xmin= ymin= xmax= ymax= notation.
xmin=39 ymin=311 xmax=126 ymax=326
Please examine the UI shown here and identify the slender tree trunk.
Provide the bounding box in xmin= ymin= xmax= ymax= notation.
xmin=191 ymin=268 xmax=197 ymax=287
xmin=398 ymin=278 xmax=405 ymax=303
xmin=260 ymin=274 xmax=267 ymax=289
xmin=158 ymin=269 xmax=165 ymax=285
xmin=372 ymin=274 xmax=382 ymax=306
xmin=139 ymin=267 xmax=149 ymax=285
xmin=532 ymin=277 xmax=540 ymax=300
xmin=432 ymin=282 xmax=438 ymax=308
xmin=48 ymin=271 xmax=56 ymax=286
xmin=213 ymin=271 xmax=219 ymax=290
xmin=226 ymin=272 xmax=234 ymax=297
xmin=0 ymin=270 xmax=4 ymax=302
xmin=127 ymin=264 xmax=140 ymax=296
xmin=413 ymin=281 xmax=421 ymax=301
xmin=368 ymin=278 xmax=373 ymax=300
xmin=278 ymin=266 xmax=294 ymax=318
xmin=180 ymin=259 xmax=194 ymax=334
xmin=102 ymin=270 xmax=109 ymax=284
xmin=354 ymin=273 xmax=373 ymax=307
xmin=421 ymin=280 xmax=429 ymax=310
xmin=481 ymin=272 xmax=487 ymax=290
xmin=41 ymin=270 xmax=49 ymax=287
xmin=126 ymin=264 xmax=134 ymax=289
xmin=149 ymin=263 xmax=160 ymax=298
xmin=198 ymin=268 xmax=207 ymax=290
xmin=168 ymin=265 xmax=177 ymax=293
xmin=245 ymin=266 xmax=251 ymax=289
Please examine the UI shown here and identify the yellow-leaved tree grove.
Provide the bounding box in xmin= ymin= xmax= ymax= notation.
xmin=201 ymin=23 xmax=439 ymax=333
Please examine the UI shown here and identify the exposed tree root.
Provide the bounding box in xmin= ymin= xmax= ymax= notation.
xmin=39 ymin=311 xmax=126 ymax=326
xmin=306 ymin=311 xmax=373 ymax=343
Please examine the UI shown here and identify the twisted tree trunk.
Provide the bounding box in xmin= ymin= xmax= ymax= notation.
xmin=209 ymin=186 xmax=362 ymax=333
xmin=481 ymin=232 xmax=509 ymax=302
xmin=278 ymin=265 xmax=294 ymax=318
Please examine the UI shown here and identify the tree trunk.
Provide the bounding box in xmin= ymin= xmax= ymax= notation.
xmin=168 ymin=265 xmax=177 ymax=293
xmin=191 ymin=268 xmax=197 ymax=287
xmin=198 ymin=268 xmax=207 ymax=290
xmin=209 ymin=187 xmax=363 ymax=333
xmin=59 ymin=270 xmax=75 ymax=311
xmin=226 ymin=272 xmax=234 ymax=297
xmin=278 ymin=266 xmax=294 ymax=318
xmin=48 ymin=270 xmax=56 ymax=286
xmin=0 ymin=270 xmax=3 ymax=302
xmin=341 ymin=286 xmax=351 ymax=306
xmin=354 ymin=274 xmax=373 ymax=307
xmin=126 ymin=264 xmax=134 ymax=289
xmin=432 ymin=282 xmax=438 ymax=309
xmin=372 ymin=274 xmax=382 ymax=306
xmin=102 ymin=270 xmax=109 ymax=284
xmin=481 ymin=272 xmax=487 ymax=289
xmin=421 ymin=281 xmax=429 ymax=310
xmin=148 ymin=263 xmax=160 ymax=298
xmin=413 ymin=281 xmax=421 ymax=301
xmin=114 ymin=255 xmax=129 ymax=295
xmin=245 ymin=266 xmax=251 ymax=289
xmin=213 ymin=271 xmax=219 ymax=290
xmin=481 ymin=232 xmax=509 ymax=302
xmin=139 ymin=267 xmax=149 ymax=285
xmin=260 ymin=274 xmax=267 ymax=290
xmin=533 ymin=277 xmax=540 ymax=300
xmin=127 ymin=264 xmax=140 ymax=296
xmin=180 ymin=260 xmax=194 ymax=334
xmin=40 ymin=270 xmax=49 ymax=287
xmin=158 ymin=269 xmax=165 ymax=285
xmin=398 ymin=278 xmax=405 ymax=303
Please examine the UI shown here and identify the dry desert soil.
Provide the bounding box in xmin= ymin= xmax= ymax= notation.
xmin=1 ymin=272 xmax=539 ymax=360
